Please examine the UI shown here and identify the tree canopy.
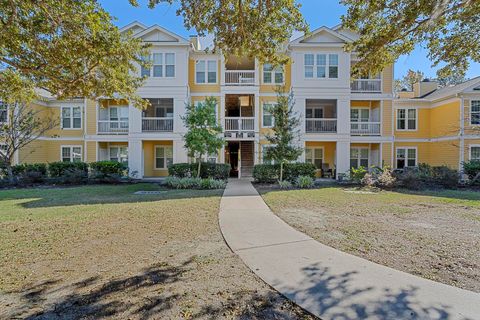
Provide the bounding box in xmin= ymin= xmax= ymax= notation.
xmin=395 ymin=69 xmax=424 ymax=92
xmin=0 ymin=0 xmax=149 ymax=108
xmin=130 ymin=0 xmax=308 ymax=64
xmin=341 ymin=0 xmax=479 ymax=78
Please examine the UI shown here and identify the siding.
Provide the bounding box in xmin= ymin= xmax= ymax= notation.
xmin=382 ymin=100 xmax=393 ymax=136
xmin=382 ymin=65 xmax=393 ymax=94
xmin=188 ymin=58 xmax=221 ymax=93
xmin=143 ymin=140 xmax=173 ymax=177
xmin=259 ymin=62 xmax=292 ymax=93
xmin=428 ymin=140 xmax=460 ymax=168
xmin=429 ymin=100 xmax=460 ymax=138
xmin=381 ymin=142 xmax=393 ymax=167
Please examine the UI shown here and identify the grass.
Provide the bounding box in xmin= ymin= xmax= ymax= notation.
xmin=258 ymin=186 xmax=480 ymax=292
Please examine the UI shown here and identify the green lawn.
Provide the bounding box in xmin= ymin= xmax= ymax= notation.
xmin=257 ymin=186 xmax=480 ymax=292
xmin=1 ymin=183 xmax=311 ymax=319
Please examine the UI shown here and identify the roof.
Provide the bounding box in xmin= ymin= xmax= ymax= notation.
xmin=420 ymin=77 xmax=480 ymax=100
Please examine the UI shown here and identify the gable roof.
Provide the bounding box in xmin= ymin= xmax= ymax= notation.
xmin=289 ymin=26 xmax=353 ymax=46
xmin=125 ymin=23 xmax=190 ymax=45
xmin=421 ymin=77 xmax=480 ymax=101
xmin=119 ymin=21 xmax=148 ymax=34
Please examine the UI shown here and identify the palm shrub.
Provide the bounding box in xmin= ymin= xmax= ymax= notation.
xmin=295 ymin=175 xmax=314 ymax=188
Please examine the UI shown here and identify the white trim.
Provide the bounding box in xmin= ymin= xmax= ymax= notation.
xmin=261 ymin=101 xmax=276 ymax=128
xmin=395 ymin=108 xmax=418 ymax=131
xmin=154 ymin=145 xmax=173 ymax=170
xmin=350 ymin=147 xmax=369 ymax=168
xmin=261 ymin=63 xmax=285 ymax=85
xmin=194 ymin=59 xmax=218 ymax=85
xmin=469 ymin=100 xmax=480 ymax=126
xmin=395 ymin=146 xmax=418 ymax=169
xmin=60 ymin=105 xmax=83 ymax=130
xmin=305 ymin=146 xmax=324 ymax=170
xmin=60 ymin=145 xmax=83 ymax=162
xmin=108 ymin=145 xmax=129 ymax=163
xmin=132 ymin=24 xmax=190 ymax=44
xmin=303 ymin=53 xmax=339 ymax=80
xmin=469 ymin=144 xmax=480 ymax=161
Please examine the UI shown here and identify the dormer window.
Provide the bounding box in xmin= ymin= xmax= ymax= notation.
xmin=304 ymin=54 xmax=338 ymax=79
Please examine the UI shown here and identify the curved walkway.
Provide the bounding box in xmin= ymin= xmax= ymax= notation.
xmin=219 ymin=179 xmax=480 ymax=320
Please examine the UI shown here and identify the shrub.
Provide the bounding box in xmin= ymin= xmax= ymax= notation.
xmin=396 ymin=163 xmax=458 ymax=189
xmin=360 ymin=173 xmax=376 ymax=187
xmin=7 ymin=163 xmax=47 ymax=184
xmin=168 ymin=162 xmax=230 ymax=180
xmin=90 ymin=161 xmax=126 ymax=182
xmin=295 ymin=175 xmax=314 ymax=189
xmin=165 ymin=176 xmax=226 ymax=189
xmin=431 ymin=165 xmax=459 ymax=188
xmin=48 ymin=161 xmax=89 ymax=184
xmin=253 ymin=164 xmax=278 ymax=183
xmin=253 ymin=163 xmax=316 ymax=183
xmin=376 ymin=167 xmax=396 ymax=188
xmin=350 ymin=166 xmax=367 ymax=183
xmin=279 ymin=180 xmax=292 ymax=189
xmin=462 ymin=161 xmax=480 ymax=183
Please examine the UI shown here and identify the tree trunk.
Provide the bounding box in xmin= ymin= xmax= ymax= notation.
xmin=279 ymin=161 xmax=284 ymax=182
xmin=197 ymin=158 xmax=202 ymax=178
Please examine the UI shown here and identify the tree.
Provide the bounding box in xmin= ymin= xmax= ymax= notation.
xmin=264 ymin=88 xmax=302 ymax=182
xmin=342 ymin=0 xmax=480 ymax=78
xmin=437 ymin=74 xmax=467 ymax=87
xmin=395 ymin=69 xmax=424 ymax=92
xmin=182 ymin=97 xmax=225 ymax=178
xmin=129 ymin=0 xmax=308 ymax=65
xmin=0 ymin=103 xmax=58 ymax=183
xmin=0 ymin=0 xmax=149 ymax=109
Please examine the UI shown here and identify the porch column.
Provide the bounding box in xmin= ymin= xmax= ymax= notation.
xmin=254 ymin=94 xmax=260 ymax=135
xmin=128 ymin=139 xmax=143 ymax=178
xmin=173 ymin=139 xmax=188 ymax=163
xmin=129 ymin=103 xmax=142 ymax=134
xmin=174 ymin=98 xmax=187 ymax=134
xmin=294 ymin=98 xmax=306 ymax=136
xmin=336 ymin=140 xmax=350 ymax=179
xmin=337 ymin=98 xmax=350 ymax=135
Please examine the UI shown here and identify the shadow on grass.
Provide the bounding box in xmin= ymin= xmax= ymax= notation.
xmin=3 ymin=260 xmax=191 ymax=320
xmin=0 ymin=183 xmax=223 ymax=209
xmin=274 ymin=262 xmax=459 ymax=320
xmin=391 ymin=188 xmax=480 ymax=202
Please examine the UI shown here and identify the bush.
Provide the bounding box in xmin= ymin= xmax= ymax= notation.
xmin=253 ymin=163 xmax=316 ymax=183
xmin=396 ymin=163 xmax=458 ymax=189
xmin=48 ymin=161 xmax=89 ymax=184
xmin=431 ymin=165 xmax=459 ymax=188
xmin=462 ymin=161 xmax=480 ymax=183
xmin=6 ymin=163 xmax=48 ymax=184
xmin=295 ymin=175 xmax=314 ymax=189
xmin=168 ymin=163 xmax=231 ymax=180
xmin=90 ymin=161 xmax=126 ymax=182
xmin=376 ymin=167 xmax=396 ymax=188
xmin=279 ymin=180 xmax=292 ymax=189
xmin=350 ymin=166 xmax=368 ymax=183
xmin=165 ymin=176 xmax=226 ymax=189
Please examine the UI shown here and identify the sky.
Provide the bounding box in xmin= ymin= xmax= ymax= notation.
xmin=99 ymin=0 xmax=480 ymax=80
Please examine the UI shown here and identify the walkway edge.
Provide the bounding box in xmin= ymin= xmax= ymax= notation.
xmin=219 ymin=179 xmax=480 ymax=320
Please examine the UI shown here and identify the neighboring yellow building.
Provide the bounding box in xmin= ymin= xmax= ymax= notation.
xmin=1 ymin=22 xmax=479 ymax=178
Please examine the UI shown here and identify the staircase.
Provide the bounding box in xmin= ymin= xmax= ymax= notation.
xmin=240 ymin=141 xmax=254 ymax=177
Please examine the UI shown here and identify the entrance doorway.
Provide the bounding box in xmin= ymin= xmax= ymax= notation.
xmin=225 ymin=141 xmax=254 ymax=178
xmin=225 ymin=142 xmax=239 ymax=177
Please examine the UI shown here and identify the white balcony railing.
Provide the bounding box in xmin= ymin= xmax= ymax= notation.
xmin=225 ymin=70 xmax=255 ymax=86
xmin=351 ymin=79 xmax=382 ymax=93
xmin=225 ymin=117 xmax=255 ymax=131
xmin=306 ymin=118 xmax=337 ymax=133
xmin=98 ymin=120 xmax=129 ymax=134
xmin=351 ymin=122 xmax=381 ymax=135
xmin=142 ymin=117 xmax=173 ymax=132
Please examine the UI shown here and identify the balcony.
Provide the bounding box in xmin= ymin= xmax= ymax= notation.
xmin=306 ymin=119 xmax=337 ymax=133
xmin=98 ymin=120 xmax=129 ymax=134
xmin=351 ymin=79 xmax=382 ymax=93
xmin=225 ymin=117 xmax=255 ymax=132
xmin=142 ymin=117 xmax=173 ymax=132
xmin=225 ymin=70 xmax=255 ymax=86
xmin=351 ymin=122 xmax=381 ymax=135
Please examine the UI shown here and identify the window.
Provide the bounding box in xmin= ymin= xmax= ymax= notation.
xmin=351 ymin=109 xmax=369 ymax=122
xmin=0 ymin=101 xmax=7 ymax=123
xmin=470 ymin=146 xmax=480 ymax=161
xmin=305 ymin=148 xmax=323 ymax=169
xmin=471 ymin=101 xmax=480 ymax=125
xmin=142 ymin=53 xmax=175 ymax=78
xmin=262 ymin=145 xmax=275 ymax=164
xmin=109 ymin=146 xmax=128 ymax=164
xmin=306 ymin=107 xmax=324 ymax=119
xmin=397 ymin=108 xmax=416 ymax=130
xmin=396 ymin=148 xmax=417 ymax=168
xmin=262 ymin=103 xmax=275 ymax=128
xmin=61 ymin=146 xmax=82 ymax=162
xmin=263 ymin=64 xmax=284 ymax=84
xmin=61 ymin=106 xmax=82 ymax=129
xmin=155 ymin=146 xmax=173 ymax=169
xmin=350 ymin=148 xmax=369 ymax=169
xmin=195 ymin=60 xmax=217 ymax=84
xmin=304 ymin=53 xmax=338 ymax=79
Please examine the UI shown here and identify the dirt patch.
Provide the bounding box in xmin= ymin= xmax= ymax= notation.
xmin=0 ymin=185 xmax=314 ymax=319
xmin=257 ymin=186 xmax=480 ymax=293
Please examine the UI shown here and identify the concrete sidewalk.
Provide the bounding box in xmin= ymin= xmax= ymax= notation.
xmin=219 ymin=179 xmax=480 ymax=320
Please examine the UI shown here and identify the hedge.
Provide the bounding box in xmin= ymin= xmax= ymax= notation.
xmin=253 ymin=163 xmax=316 ymax=183
xmin=463 ymin=161 xmax=480 ymax=182
xmin=48 ymin=161 xmax=89 ymax=178
xmin=168 ymin=162 xmax=231 ymax=180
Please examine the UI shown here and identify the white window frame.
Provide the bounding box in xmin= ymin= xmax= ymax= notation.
xmin=306 ymin=106 xmax=324 ymax=119
xmin=154 ymin=145 xmax=173 ymax=170
xmin=396 ymin=108 xmax=417 ymax=131
xmin=109 ymin=146 xmax=128 ymax=164
xmin=142 ymin=53 xmax=175 ymax=78
xmin=396 ymin=147 xmax=417 ymax=169
xmin=262 ymin=102 xmax=276 ymax=128
xmin=0 ymin=101 xmax=8 ymax=124
xmin=350 ymin=147 xmax=369 ymax=169
xmin=305 ymin=147 xmax=324 ymax=170
xmin=195 ymin=60 xmax=217 ymax=84
xmin=60 ymin=145 xmax=83 ymax=162
xmin=262 ymin=63 xmax=284 ymax=84
xmin=469 ymin=145 xmax=480 ymax=161
xmin=470 ymin=101 xmax=480 ymax=125
xmin=304 ymin=53 xmax=339 ymax=79
xmin=61 ymin=106 xmax=82 ymax=130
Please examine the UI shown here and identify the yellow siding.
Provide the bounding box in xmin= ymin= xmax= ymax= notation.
xmin=18 ymin=140 xmax=48 ymax=164
xmin=465 ymin=139 xmax=480 ymax=161
xmin=259 ymin=62 xmax=292 ymax=93
xmin=259 ymin=96 xmax=276 ymax=136
xmin=382 ymin=65 xmax=393 ymax=94
xmin=188 ymin=59 xmax=221 ymax=93
xmin=429 ymin=101 xmax=460 ymax=138
xmin=381 ymin=142 xmax=393 ymax=167
xmin=428 ymin=140 xmax=460 ymax=168
xmin=86 ymin=141 xmax=97 ymax=162
xmin=394 ymin=108 xmax=430 ymax=139
xmin=464 ymin=100 xmax=480 ymax=136
xmin=143 ymin=140 xmax=173 ymax=177
xmin=86 ymin=99 xmax=97 ymax=135
xmin=394 ymin=142 xmax=430 ymax=167
xmin=382 ymin=100 xmax=393 ymax=136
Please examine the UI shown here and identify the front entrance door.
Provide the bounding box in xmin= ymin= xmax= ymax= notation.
xmin=225 ymin=142 xmax=240 ymax=178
